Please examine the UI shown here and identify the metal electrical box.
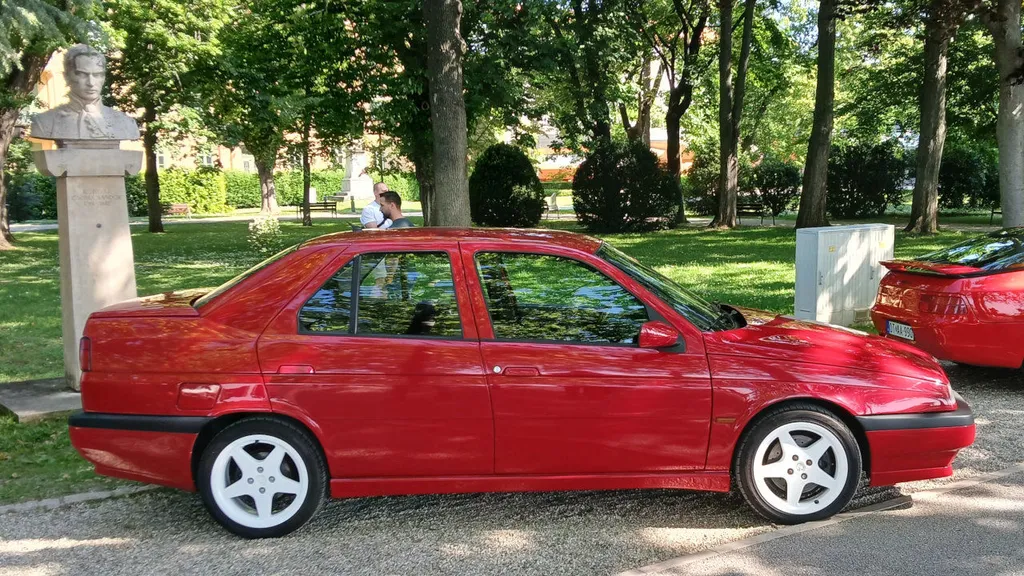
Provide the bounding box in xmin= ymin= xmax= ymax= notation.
xmin=794 ymin=224 xmax=895 ymax=326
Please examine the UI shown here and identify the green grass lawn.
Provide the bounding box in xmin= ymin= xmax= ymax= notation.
xmin=0 ymin=218 xmax=973 ymax=504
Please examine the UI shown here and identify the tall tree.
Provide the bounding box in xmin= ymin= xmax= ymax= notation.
xmin=980 ymin=0 xmax=1024 ymax=227
xmin=628 ymin=0 xmax=713 ymax=225
xmin=424 ymin=0 xmax=472 ymax=227
xmin=103 ymin=0 xmax=231 ymax=233
xmin=618 ymin=53 xmax=662 ymax=145
xmin=906 ymin=0 xmax=971 ymax=234
xmin=202 ymin=0 xmax=297 ymax=214
xmin=714 ymin=0 xmax=757 ymax=228
xmin=795 ymin=0 xmax=838 ymax=228
xmin=1 ymin=0 xmax=95 ymax=250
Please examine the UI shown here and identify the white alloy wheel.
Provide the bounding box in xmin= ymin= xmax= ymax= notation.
xmin=750 ymin=421 xmax=849 ymax=516
xmin=209 ymin=434 xmax=309 ymax=530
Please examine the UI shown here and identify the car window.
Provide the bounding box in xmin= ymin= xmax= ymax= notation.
xmin=475 ymin=252 xmax=649 ymax=345
xmin=918 ymin=228 xmax=1024 ymax=271
xmin=299 ymin=252 xmax=461 ymax=338
xmin=194 ymin=245 xmax=298 ymax=309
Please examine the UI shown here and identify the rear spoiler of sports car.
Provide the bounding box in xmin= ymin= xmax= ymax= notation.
xmin=880 ymin=260 xmax=987 ymax=278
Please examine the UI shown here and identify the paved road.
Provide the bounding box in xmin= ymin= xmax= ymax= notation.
xmin=9 ymin=211 xmax=425 ymax=233
xmin=0 ymin=366 xmax=1018 ymax=575
xmin=647 ymin=470 xmax=1024 ymax=576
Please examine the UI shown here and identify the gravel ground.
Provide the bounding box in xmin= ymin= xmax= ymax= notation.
xmin=0 ymin=362 xmax=1019 ymax=576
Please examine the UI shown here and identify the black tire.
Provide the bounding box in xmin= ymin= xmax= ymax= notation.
xmin=734 ymin=404 xmax=862 ymax=524
xmin=197 ymin=416 xmax=328 ymax=538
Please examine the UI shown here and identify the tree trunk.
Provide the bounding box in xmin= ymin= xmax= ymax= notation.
xmin=666 ymin=103 xmax=688 ymax=225
xmin=984 ymin=0 xmax=1024 ymax=227
xmin=424 ymin=0 xmax=472 ymax=227
xmin=715 ymin=0 xmax=756 ymax=229
xmin=255 ymin=158 xmax=279 ymax=214
xmin=142 ymin=107 xmax=164 ymax=233
xmin=301 ymin=119 xmax=312 ymax=227
xmin=0 ymin=109 xmax=18 ymax=250
xmin=796 ymin=0 xmax=837 ymax=229
xmin=906 ymin=15 xmax=955 ymax=234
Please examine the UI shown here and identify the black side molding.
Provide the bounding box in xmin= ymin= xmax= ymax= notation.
xmin=856 ymin=393 xmax=974 ymax=432
xmin=68 ymin=411 xmax=212 ymax=434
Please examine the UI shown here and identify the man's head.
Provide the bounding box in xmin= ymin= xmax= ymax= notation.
xmin=379 ymin=191 xmax=402 ymax=218
xmin=372 ymin=182 xmax=389 ymax=204
xmin=64 ymin=44 xmax=106 ymax=104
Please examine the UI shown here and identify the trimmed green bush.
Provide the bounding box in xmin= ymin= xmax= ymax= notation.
xmin=273 ymin=169 xmax=347 ymax=206
xmin=939 ymin=144 xmax=999 ymax=210
xmin=382 ymin=173 xmax=420 ymax=201
xmin=224 ymin=171 xmax=261 ymax=209
xmin=827 ymin=141 xmax=907 ymax=219
xmin=125 ymin=175 xmax=148 ymax=217
xmin=572 ymin=140 xmax=680 ymax=232
xmin=742 ymin=157 xmax=802 ymax=217
xmin=311 ymin=169 xmax=345 ymax=198
xmin=469 ymin=143 xmax=546 ymax=227
xmin=159 ymin=167 xmax=230 ymax=214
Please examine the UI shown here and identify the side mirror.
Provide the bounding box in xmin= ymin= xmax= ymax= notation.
xmin=638 ymin=320 xmax=681 ymax=349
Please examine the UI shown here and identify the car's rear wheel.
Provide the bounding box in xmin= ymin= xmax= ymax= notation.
xmin=735 ymin=405 xmax=862 ymax=524
xmin=197 ymin=417 xmax=327 ymax=538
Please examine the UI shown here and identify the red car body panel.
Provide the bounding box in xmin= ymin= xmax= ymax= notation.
xmin=69 ymin=228 xmax=975 ymax=500
xmin=871 ymin=260 xmax=1024 ymax=369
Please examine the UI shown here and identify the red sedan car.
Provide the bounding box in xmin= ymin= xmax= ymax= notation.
xmin=872 ymin=228 xmax=1024 ymax=368
xmin=70 ymin=229 xmax=974 ymax=538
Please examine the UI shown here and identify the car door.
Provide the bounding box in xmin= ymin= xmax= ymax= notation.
xmin=258 ymin=241 xmax=493 ymax=478
xmin=459 ymin=242 xmax=713 ymax=475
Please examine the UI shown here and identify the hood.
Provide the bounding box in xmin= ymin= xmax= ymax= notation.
xmin=705 ymin=306 xmax=947 ymax=384
xmin=89 ymin=289 xmax=206 ymax=319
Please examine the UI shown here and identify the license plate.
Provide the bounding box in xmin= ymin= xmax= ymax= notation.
xmin=886 ymin=320 xmax=915 ymax=341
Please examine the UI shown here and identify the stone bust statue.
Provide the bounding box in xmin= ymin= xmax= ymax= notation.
xmin=30 ymin=44 xmax=140 ymax=143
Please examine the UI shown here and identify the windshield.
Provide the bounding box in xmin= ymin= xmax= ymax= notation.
xmin=917 ymin=228 xmax=1024 ymax=272
xmin=193 ymin=245 xmax=298 ymax=309
xmin=597 ymin=243 xmax=732 ymax=331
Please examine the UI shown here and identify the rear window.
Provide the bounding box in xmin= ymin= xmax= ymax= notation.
xmin=193 ymin=245 xmax=298 ymax=308
xmin=917 ymin=228 xmax=1024 ymax=271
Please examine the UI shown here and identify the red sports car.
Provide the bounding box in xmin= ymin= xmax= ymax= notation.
xmin=871 ymin=227 xmax=1024 ymax=368
xmin=70 ymin=229 xmax=974 ymax=538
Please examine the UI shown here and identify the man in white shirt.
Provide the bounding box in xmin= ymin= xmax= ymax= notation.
xmin=360 ymin=182 xmax=393 ymax=229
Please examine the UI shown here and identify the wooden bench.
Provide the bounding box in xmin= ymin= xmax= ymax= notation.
xmin=162 ymin=203 xmax=192 ymax=219
xmin=295 ymin=201 xmax=337 ymax=218
xmin=991 ymin=206 xmax=1002 ymax=225
xmin=737 ymin=201 xmax=771 ymax=225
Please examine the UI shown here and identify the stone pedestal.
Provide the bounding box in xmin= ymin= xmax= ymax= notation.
xmin=340 ymin=147 xmax=374 ymax=201
xmin=33 ymin=144 xmax=142 ymax=390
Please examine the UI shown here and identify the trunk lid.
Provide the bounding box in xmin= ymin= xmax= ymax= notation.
xmin=89 ymin=289 xmax=207 ymax=318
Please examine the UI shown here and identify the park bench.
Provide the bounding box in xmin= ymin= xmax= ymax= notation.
xmin=162 ymin=203 xmax=192 ymax=219
xmin=737 ymin=200 xmax=771 ymax=226
xmin=991 ymin=206 xmax=1002 ymax=225
xmin=295 ymin=201 xmax=337 ymax=218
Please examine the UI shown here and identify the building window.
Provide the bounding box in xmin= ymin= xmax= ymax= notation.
xmin=201 ymin=154 xmax=215 ymax=167
xmin=156 ymin=153 xmax=166 ymax=169
xmin=243 ymin=160 xmax=251 ymax=172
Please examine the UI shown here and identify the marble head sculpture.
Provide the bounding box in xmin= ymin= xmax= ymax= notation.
xmin=30 ymin=44 xmax=140 ymax=142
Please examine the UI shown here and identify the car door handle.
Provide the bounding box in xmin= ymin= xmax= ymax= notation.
xmin=279 ymin=364 xmax=315 ymax=374
xmin=502 ymin=366 xmax=540 ymax=377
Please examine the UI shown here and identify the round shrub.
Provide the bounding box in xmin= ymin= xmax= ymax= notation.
xmin=939 ymin=144 xmax=999 ymax=210
xmin=469 ymin=143 xmax=546 ymax=227
xmin=572 ymin=140 xmax=680 ymax=232
xmin=742 ymin=156 xmax=801 ymax=217
xmin=224 ymin=171 xmax=261 ymax=209
xmin=682 ymin=141 xmax=719 ymax=217
xmin=827 ymin=141 xmax=907 ymax=219
xmin=247 ymin=214 xmax=283 ymax=255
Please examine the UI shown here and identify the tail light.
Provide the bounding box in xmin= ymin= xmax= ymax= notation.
xmin=79 ymin=337 xmax=92 ymax=372
xmin=918 ymin=293 xmax=968 ymax=316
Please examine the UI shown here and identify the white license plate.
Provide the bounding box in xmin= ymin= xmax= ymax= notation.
xmin=886 ymin=320 xmax=915 ymax=341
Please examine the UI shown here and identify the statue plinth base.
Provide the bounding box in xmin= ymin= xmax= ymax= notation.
xmin=33 ymin=146 xmax=142 ymax=390
xmin=340 ymin=148 xmax=374 ymax=201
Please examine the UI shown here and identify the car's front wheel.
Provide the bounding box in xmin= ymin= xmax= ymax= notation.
xmin=197 ymin=417 xmax=327 ymax=538
xmin=735 ymin=405 xmax=862 ymax=524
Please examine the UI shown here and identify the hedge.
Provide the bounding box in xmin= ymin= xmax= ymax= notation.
xmin=6 ymin=171 xmax=147 ymax=220
xmin=225 ymin=171 xmax=261 ymax=209
xmin=158 ymin=167 xmax=230 ymax=214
